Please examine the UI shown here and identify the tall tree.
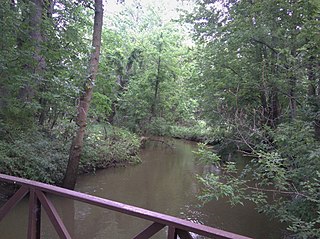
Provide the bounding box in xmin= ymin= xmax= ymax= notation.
xmin=186 ymin=0 xmax=319 ymax=131
xmin=150 ymin=32 xmax=163 ymax=119
xmin=96 ymin=3 xmax=195 ymax=133
xmin=63 ymin=0 xmax=104 ymax=189
xmin=17 ymin=0 xmax=46 ymax=103
xmin=186 ymin=0 xmax=320 ymax=237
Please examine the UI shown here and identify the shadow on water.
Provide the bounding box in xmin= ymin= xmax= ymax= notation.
xmin=0 ymin=139 xmax=285 ymax=238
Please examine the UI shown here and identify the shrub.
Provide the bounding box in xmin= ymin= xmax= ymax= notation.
xmin=170 ymin=121 xmax=228 ymax=144
xmin=145 ymin=117 xmax=170 ymax=136
xmin=0 ymin=124 xmax=141 ymax=184
xmin=80 ymin=125 xmax=141 ymax=172
xmin=0 ymin=131 xmax=68 ymax=184
xmin=195 ymin=121 xmax=320 ymax=238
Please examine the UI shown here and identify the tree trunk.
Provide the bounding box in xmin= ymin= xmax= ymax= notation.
xmin=63 ymin=0 xmax=103 ymax=190
xmin=259 ymin=91 xmax=268 ymax=125
xmin=151 ymin=33 xmax=163 ymax=118
xmin=151 ymin=58 xmax=161 ymax=117
xmin=307 ymin=56 xmax=320 ymax=140
xmin=269 ymin=87 xmax=279 ymax=128
xmin=317 ymin=74 xmax=320 ymax=140
xmin=288 ymin=48 xmax=297 ymax=121
xmin=30 ymin=0 xmax=46 ymax=74
xmin=289 ymin=76 xmax=297 ymax=121
xmin=108 ymin=49 xmax=141 ymax=124
xmin=38 ymin=0 xmax=56 ymax=125
xmin=16 ymin=0 xmax=50 ymax=125
xmin=307 ymin=56 xmax=316 ymax=97
xmin=18 ymin=0 xmax=46 ymax=102
xmin=315 ymin=119 xmax=320 ymax=140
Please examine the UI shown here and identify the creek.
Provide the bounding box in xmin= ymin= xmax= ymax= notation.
xmin=0 ymin=139 xmax=283 ymax=238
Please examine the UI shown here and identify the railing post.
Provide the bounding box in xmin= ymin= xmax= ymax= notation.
xmin=27 ymin=188 xmax=41 ymax=239
xmin=167 ymin=226 xmax=177 ymax=239
xmin=176 ymin=229 xmax=194 ymax=239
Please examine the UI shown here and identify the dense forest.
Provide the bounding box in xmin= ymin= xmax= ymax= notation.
xmin=0 ymin=0 xmax=319 ymax=238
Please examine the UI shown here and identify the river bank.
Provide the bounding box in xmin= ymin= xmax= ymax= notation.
xmin=0 ymin=124 xmax=141 ymax=187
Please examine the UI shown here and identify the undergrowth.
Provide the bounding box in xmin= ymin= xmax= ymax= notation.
xmin=0 ymin=124 xmax=141 ymax=184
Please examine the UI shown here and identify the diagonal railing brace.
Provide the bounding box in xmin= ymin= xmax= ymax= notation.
xmin=36 ymin=190 xmax=71 ymax=239
xmin=0 ymin=186 xmax=29 ymax=222
xmin=133 ymin=222 xmax=165 ymax=239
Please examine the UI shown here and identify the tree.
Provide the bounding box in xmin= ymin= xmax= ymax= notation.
xmin=94 ymin=2 xmax=196 ymax=134
xmin=63 ymin=0 xmax=104 ymax=190
xmin=186 ymin=0 xmax=320 ymax=132
xmin=186 ymin=0 xmax=320 ymax=237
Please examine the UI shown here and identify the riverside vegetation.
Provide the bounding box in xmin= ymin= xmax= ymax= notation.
xmin=0 ymin=0 xmax=319 ymax=238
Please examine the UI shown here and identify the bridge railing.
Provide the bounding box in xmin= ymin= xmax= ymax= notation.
xmin=0 ymin=173 xmax=252 ymax=239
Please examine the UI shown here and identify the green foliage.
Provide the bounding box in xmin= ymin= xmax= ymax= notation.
xmin=193 ymin=143 xmax=220 ymax=165
xmin=90 ymin=92 xmax=112 ymax=119
xmin=144 ymin=117 xmax=170 ymax=136
xmin=0 ymin=100 xmax=36 ymax=133
xmin=0 ymin=0 xmax=196 ymax=189
xmin=184 ymin=1 xmax=320 ymax=236
xmin=185 ymin=0 xmax=320 ymax=130
xmin=273 ymin=121 xmax=318 ymax=161
xmin=0 ymin=131 xmax=68 ymax=184
xmin=1 ymin=0 xmax=319 ymax=237
xmin=101 ymin=4 xmax=197 ymax=133
xmin=80 ymin=125 xmax=141 ymax=173
xmin=170 ymin=122 xmax=228 ymax=144
xmin=194 ymin=143 xmax=247 ymax=205
xmin=195 ymin=123 xmax=320 ymax=238
xmin=0 ymin=124 xmax=141 ymax=183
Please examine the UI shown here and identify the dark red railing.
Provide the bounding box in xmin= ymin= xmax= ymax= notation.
xmin=0 ymin=173 xmax=252 ymax=239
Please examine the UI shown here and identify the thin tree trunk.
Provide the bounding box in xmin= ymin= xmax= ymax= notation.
xmin=288 ymin=48 xmax=297 ymax=121
xmin=317 ymin=72 xmax=320 ymax=140
xmin=108 ymin=49 xmax=141 ymax=124
xmin=63 ymin=0 xmax=103 ymax=189
xmin=307 ymin=56 xmax=320 ymax=140
xmin=307 ymin=56 xmax=316 ymax=96
xmin=151 ymin=56 xmax=161 ymax=117
xmin=151 ymin=33 xmax=163 ymax=118
xmin=38 ymin=0 xmax=56 ymax=125
xmin=289 ymin=76 xmax=297 ymax=121
xmin=315 ymin=119 xmax=320 ymax=140
xmin=260 ymin=91 xmax=268 ymax=125
xmin=269 ymin=42 xmax=280 ymax=128
xmin=270 ymin=88 xmax=279 ymax=127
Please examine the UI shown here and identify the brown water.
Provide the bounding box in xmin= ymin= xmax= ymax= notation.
xmin=0 ymin=139 xmax=283 ymax=238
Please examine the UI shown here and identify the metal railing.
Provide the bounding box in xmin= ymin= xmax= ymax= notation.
xmin=0 ymin=173 xmax=252 ymax=239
